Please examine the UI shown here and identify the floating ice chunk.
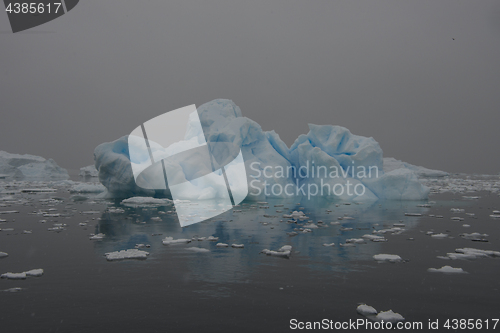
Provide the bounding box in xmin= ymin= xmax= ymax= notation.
xmin=89 ymin=233 xmax=105 ymax=240
xmin=451 ymin=217 xmax=464 ymax=221
xmin=0 ymin=252 xmax=8 ymax=258
xmin=490 ymin=215 xmax=500 ymax=219
xmin=186 ymin=247 xmax=210 ymax=253
xmin=79 ymin=165 xmax=99 ymax=177
xmin=3 ymin=287 xmax=23 ymax=292
xmin=373 ymin=254 xmax=403 ymax=263
xmin=21 ymin=188 xmax=57 ymax=193
xmin=375 ymin=310 xmax=405 ymax=323
xmin=431 ymin=233 xmax=449 ymax=239
xmin=462 ymin=224 xmax=470 ymax=228
xmin=330 ymin=221 xmax=341 ymax=225
xmin=428 ymin=266 xmax=467 ymax=274
xmin=450 ymin=208 xmax=465 ymax=213
xmin=1 ymin=272 xmax=27 ymax=279
xmin=216 ymin=243 xmax=229 ymax=247
xmin=207 ymin=236 xmax=219 ymax=241
xmin=346 ymin=238 xmax=366 ymax=244
xmin=438 ymin=253 xmax=477 ymax=260
xmin=460 ymin=232 xmax=488 ymax=241
xmin=121 ymin=197 xmax=173 ymax=207
xmin=232 ymin=244 xmax=244 ymax=248
xmin=404 ymin=213 xmax=421 ymax=217
xmin=362 ymin=234 xmax=387 ymax=242
xmin=492 ymin=210 xmax=500 ymax=214
xmin=356 ymin=304 xmax=377 ymax=316
xmin=105 ymin=249 xmax=149 ymax=261
xmin=0 ymin=210 xmax=19 ymax=215
xmin=339 ymin=243 xmax=355 ymax=247
xmin=70 ymin=183 xmax=106 ymax=193
xmin=22 ymin=230 xmax=32 ymax=234
xmin=162 ymin=237 xmax=191 ymax=245
xmin=322 ymin=243 xmax=335 ymax=247
xmin=25 ymin=269 xmax=43 ymax=277
xmin=261 ymin=245 xmax=292 ymax=258
xmin=455 ymin=248 xmax=500 ymax=258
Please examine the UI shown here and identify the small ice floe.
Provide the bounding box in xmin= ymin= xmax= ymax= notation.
xmin=186 ymin=247 xmax=210 ymax=253
xmin=21 ymin=188 xmax=57 ymax=193
xmin=462 ymin=224 xmax=470 ymax=228
xmin=346 ymin=238 xmax=366 ymax=244
xmin=107 ymin=208 xmax=125 ymax=214
xmin=216 ymin=243 xmax=229 ymax=247
xmin=70 ymin=183 xmax=106 ymax=193
xmin=404 ymin=213 xmax=421 ymax=217
xmin=162 ymin=237 xmax=191 ymax=245
xmin=261 ymin=245 xmax=292 ymax=258
xmin=135 ymin=244 xmax=150 ymax=249
xmin=150 ymin=217 xmax=162 ymax=221
xmin=466 ymin=213 xmax=475 ymax=217
xmin=339 ymin=227 xmax=353 ymax=231
xmin=81 ymin=211 xmax=100 ymax=215
xmin=462 ymin=196 xmax=480 ymax=200
xmin=330 ymin=221 xmax=341 ymax=225
xmin=393 ymin=223 xmax=405 ymax=227
xmin=373 ymin=254 xmax=403 ymax=263
xmin=3 ymin=287 xmax=23 ymax=292
xmin=1 ymin=272 xmax=27 ymax=279
xmin=490 ymin=214 xmax=500 ymax=219
xmin=105 ymin=249 xmax=149 ymax=261
xmin=373 ymin=227 xmax=404 ymax=235
xmin=22 ymin=230 xmax=32 ymax=234
xmin=47 ymin=227 xmax=64 ymax=232
xmin=356 ymin=304 xmax=377 ymax=316
xmin=493 ymin=210 xmax=500 ymax=214
xmin=362 ymin=234 xmax=386 ymax=242
xmin=431 ymin=233 xmax=449 ymax=239
xmin=0 ymin=210 xmax=19 ymax=215
xmin=303 ymin=223 xmax=318 ymax=229
xmin=460 ymin=232 xmax=488 ymax=241
xmin=121 ymin=197 xmax=172 ymax=207
xmin=207 ymin=236 xmax=219 ymax=241
xmin=0 ymin=252 xmax=8 ymax=258
xmin=79 ymin=222 xmax=88 ymax=226
xmin=89 ymin=233 xmax=105 ymax=240
xmin=25 ymin=269 xmax=43 ymax=277
xmin=455 ymin=247 xmax=500 ymax=258
xmin=451 ymin=217 xmax=464 ymax=221
xmin=232 ymin=244 xmax=244 ymax=248
xmin=428 ymin=266 xmax=467 ymax=274
xmin=287 ymin=232 xmax=298 ymax=237
xmin=450 ymin=208 xmax=465 ymax=213
xmin=322 ymin=243 xmax=335 ymax=247
xmin=376 ymin=310 xmax=405 ymax=323
xmin=339 ymin=243 xmax=356 ymax=247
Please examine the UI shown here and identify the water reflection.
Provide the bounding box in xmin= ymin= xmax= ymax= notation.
xmin=92 ymin=198 xmax=432 ymax=284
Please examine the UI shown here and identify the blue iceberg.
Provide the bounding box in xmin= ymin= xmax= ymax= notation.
xmin=94 ymin=99 xmax=431 ymax=201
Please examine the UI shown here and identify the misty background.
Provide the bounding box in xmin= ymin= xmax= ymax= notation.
xmin=1 ymin=0 xmax=499 ymax=174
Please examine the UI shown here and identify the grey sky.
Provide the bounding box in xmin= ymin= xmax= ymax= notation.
xmin=1 ymin=0 xmax=499 ymax=174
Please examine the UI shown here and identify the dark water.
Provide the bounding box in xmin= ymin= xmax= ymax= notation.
xmin=0 ymin=181 xmax=499 ymax=332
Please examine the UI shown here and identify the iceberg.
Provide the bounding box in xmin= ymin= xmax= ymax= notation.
xmin=79 ymin=165 xmax=99 ymax=177
xmin=0 ymin=151 xmax=68 ymax=180
xmin=383 ymin=157 xmax=448 ymax=178
xmin=94 ymin=99 xmax=430 ymax=202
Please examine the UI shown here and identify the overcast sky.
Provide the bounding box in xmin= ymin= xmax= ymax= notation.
xmin=1 ymin=0 xmax=499 ymax=174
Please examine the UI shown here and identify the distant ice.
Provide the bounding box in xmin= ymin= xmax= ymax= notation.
xmin=0 ymin=151 xmax=69 ymax=180
xmin=383 ymin=157 xmax=448 ymax=178
xmin=25 ymin=269 xmax=43 ymax=277
xmin=122 ymin=197 xmax=173 ymax=207
xmin=70 ymin=183 xmax=106 ymax=193
xmin=89 ymin=233 xmax=105 ymax=240
xmin=79 ymin=165 xmax=99 ymax=177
